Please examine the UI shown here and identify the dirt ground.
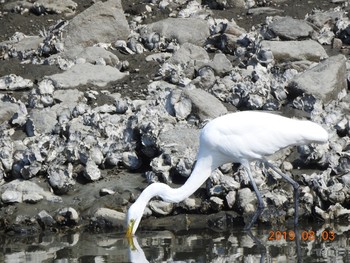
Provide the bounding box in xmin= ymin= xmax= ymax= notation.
xmin=0 ymin=0 xmax=338 ymax=99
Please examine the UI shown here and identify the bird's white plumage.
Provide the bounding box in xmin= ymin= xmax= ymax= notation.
xmin=126 ymin=111 xmax=328 ymax=236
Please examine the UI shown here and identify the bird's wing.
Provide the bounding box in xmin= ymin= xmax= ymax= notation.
xmin=202 ymin=112 xmax=306 ymax=162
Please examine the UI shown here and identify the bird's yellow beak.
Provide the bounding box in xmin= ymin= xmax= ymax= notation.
xmin=125 ymin=219 xmax=135 ymax=238
xmin=125 ymin=220 xmax=136 ymax=250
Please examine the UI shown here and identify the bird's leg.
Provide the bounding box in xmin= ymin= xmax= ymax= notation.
xmin=263 ymin=160 xmax=300 ymax=226
xmin=243 ymin=162 xmax=265 ymax=230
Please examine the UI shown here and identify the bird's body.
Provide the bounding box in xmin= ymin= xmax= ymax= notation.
xmin=126 ymin=111 xmax=328 ymax=236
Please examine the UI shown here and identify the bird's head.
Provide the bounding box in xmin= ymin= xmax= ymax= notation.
xmin=125 ymin=203 xmax=142 ymax=237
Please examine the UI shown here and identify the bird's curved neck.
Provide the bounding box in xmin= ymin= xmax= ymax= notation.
xmin=135 ymin=154 xmax=218 ymax=207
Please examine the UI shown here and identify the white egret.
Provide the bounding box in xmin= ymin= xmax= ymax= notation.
xmin=126 ymin=111 xmax=328 ymax=236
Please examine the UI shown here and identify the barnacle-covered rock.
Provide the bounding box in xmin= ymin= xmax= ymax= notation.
xmin=48 ymin=163 xmax=75 ymax=194
xmin=0 ymin=74 xmax=33 ymax=91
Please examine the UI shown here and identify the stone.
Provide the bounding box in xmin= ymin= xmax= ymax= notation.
xmin=100 ymin=188 xmax=115 ymax=196
xmin=181 ymin=197 xmax=198 ymax=210
xmin=260 ymin=40 xmax=328 ymax=63
xmin=210 ymin=196 xmax=224 ymax=211
xmin=287 ymin=54 xmax=347 ymax=103
xmin=122 ymin=151 xmax=142 ymax=170
xmin=146 ymin=18 xmax=210 ymax=46
xmin=149 ymin=200 xmax=173 ymax=215
xmin=33 ymin=0 xmax=77 ymax=15
xmin=268 ymin=16 xmax=314 ymax=40
xmin=0 ymin=101 xmax=20 ymax=124
xmin=26 ymin=108 xmax=57 ymax=136
xmin=57 ymin=207 xmax=79 ymax=225
xmin=0 ymin=179 xmax=56 ymax=202
xmin=264 ymin=192 xmax=288 ymax=207
xmin=247 ymin=7 xmax=284 ymax=16
xmin=209 ymin=53 xmax=233 ymax=76
xmin=37 ymin=210 xmax=56 ymax=228
xmin=62 ymin=46 xmax=120 ymax=66
xmin=184 ymin=88 xmax=227 ymax=120
xmin=237 ymin=188 xmax=257 ymax=214
xmin=168 ymin=42 xmax=209 ymax=65
xmin=63 ymin=0 xmax=130 ymax=50
xmin=226 ymin=190 xmax=236 ymax=209
xmin=0 ymin=74 xmax=33 ymax=91
xmin=94 ymin=207 xmax=125 ymax=227
xmin=1 ymin=190 xmax=22 ymax=203
xmin=83 ymin=159 xmax=101 ymax=181
xmin=23 ymin=192 xmax=44 ymax=203
xmin=47 ymin=64 xmax=127 ymax=89
xmin=52 ymin=89 xmax=84 ymax=111
xmin=48 ymin=164 xmax=75 ymax=194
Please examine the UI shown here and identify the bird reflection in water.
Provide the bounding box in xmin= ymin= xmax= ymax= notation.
xmin=127 ymin=235 xmax=149 ymax=263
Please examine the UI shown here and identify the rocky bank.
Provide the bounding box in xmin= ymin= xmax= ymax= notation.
xmin=0 ymin=0 xmax=350 ymax=234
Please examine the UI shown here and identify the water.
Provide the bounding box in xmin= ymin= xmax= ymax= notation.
xmin=1 ymin=223 xmax=349 ymax=262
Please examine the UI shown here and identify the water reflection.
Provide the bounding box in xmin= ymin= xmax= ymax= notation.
xmin=1 ymin=224 xmax=350 ymax=262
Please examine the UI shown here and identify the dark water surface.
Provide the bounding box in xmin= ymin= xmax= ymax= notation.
xmin=1 ymin=223 xmax=349 ymax=262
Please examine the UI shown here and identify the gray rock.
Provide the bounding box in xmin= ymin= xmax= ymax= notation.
xmin=26 ymin=108 xmax=57 ymax=136
xmin=83 ymin=159 xmax=101 ymax=181
xmin=210 ymin=196 xmax=224 ymax=211
xmin=47 ymin=64 xmax=127 ymax=88
xmin=0 ymin=34 xmax=43 ymax=59
xmin=122 ymin=151 xmax=142 ymax=170
xmin=63 ymin=0 xmax=130 ymax=50
xmin=209 ymin=185 xmax=225 ymax=196
xmin=48 ymin=164 xmax=75 ymax=194
xmin=57 ymin=207 xmax=79 ymax=225
xmin=53 ymin=89 xmax=84 ymax=111
xmin=159 ymin=125 xmax=200 ymax=156
xmin=100 ymin=188 xmax=115 ymax=196
xmin=62 ymin=46 xmax=120 ymax=66
xmin=168 ymin=42 xmax=209 ymax=65
xmin=181 ymin=197 xmax=199 ymax=210
xmin=21 ymin=162 xmax=42 ymax=179
xmin=168 ymin=89 xmax=192 ymax=119
xmin=93 ymin=208 xmax=125 ymax=227
xmin=146 ymin=18 xmax=210 ymax=46
xmin=226 ymin=190 xmax=236 ymax=209
xmin=0 ymin=74 xmax=33 ymax=90
xmin=260 ymin=40 xmax=328 ymax=63
xmin=220 ymin=175 xmax=240 ymax=191
xmin=184 ymin=88 xmax=227 ymax=121
xmin=287 ymin=54 xmax=347 ymax=103
xmin=247 ymin=7 xmax=284 ymax=16
xmin=1 ymin=190 xmax=22 ymax=203
xmin=268 ymin=16 xmax=314 ymax=40
xmin=0 ymin=179 xmax=56 ymax=202
xmin=34 ymin=0 xmax=77 ymax=15
xmin=149 ymin=200 xmax=173 ymax=215
xmin=208 ymin=53 xmax=233 ymax=76
xmin=23 ymin=192 xmax=44 ymax=203
xmin=264 ymin=192 xmax=288 ymax=207
xmin=37 ymin=210 xmax=55 ymax=228
xmin=306 ymin=9 xmax=344 ymax=28
xmin=237 ymin=188 xmax=257 ymax=214
xmin=0 ymin=101 xmax=20 ymax=124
